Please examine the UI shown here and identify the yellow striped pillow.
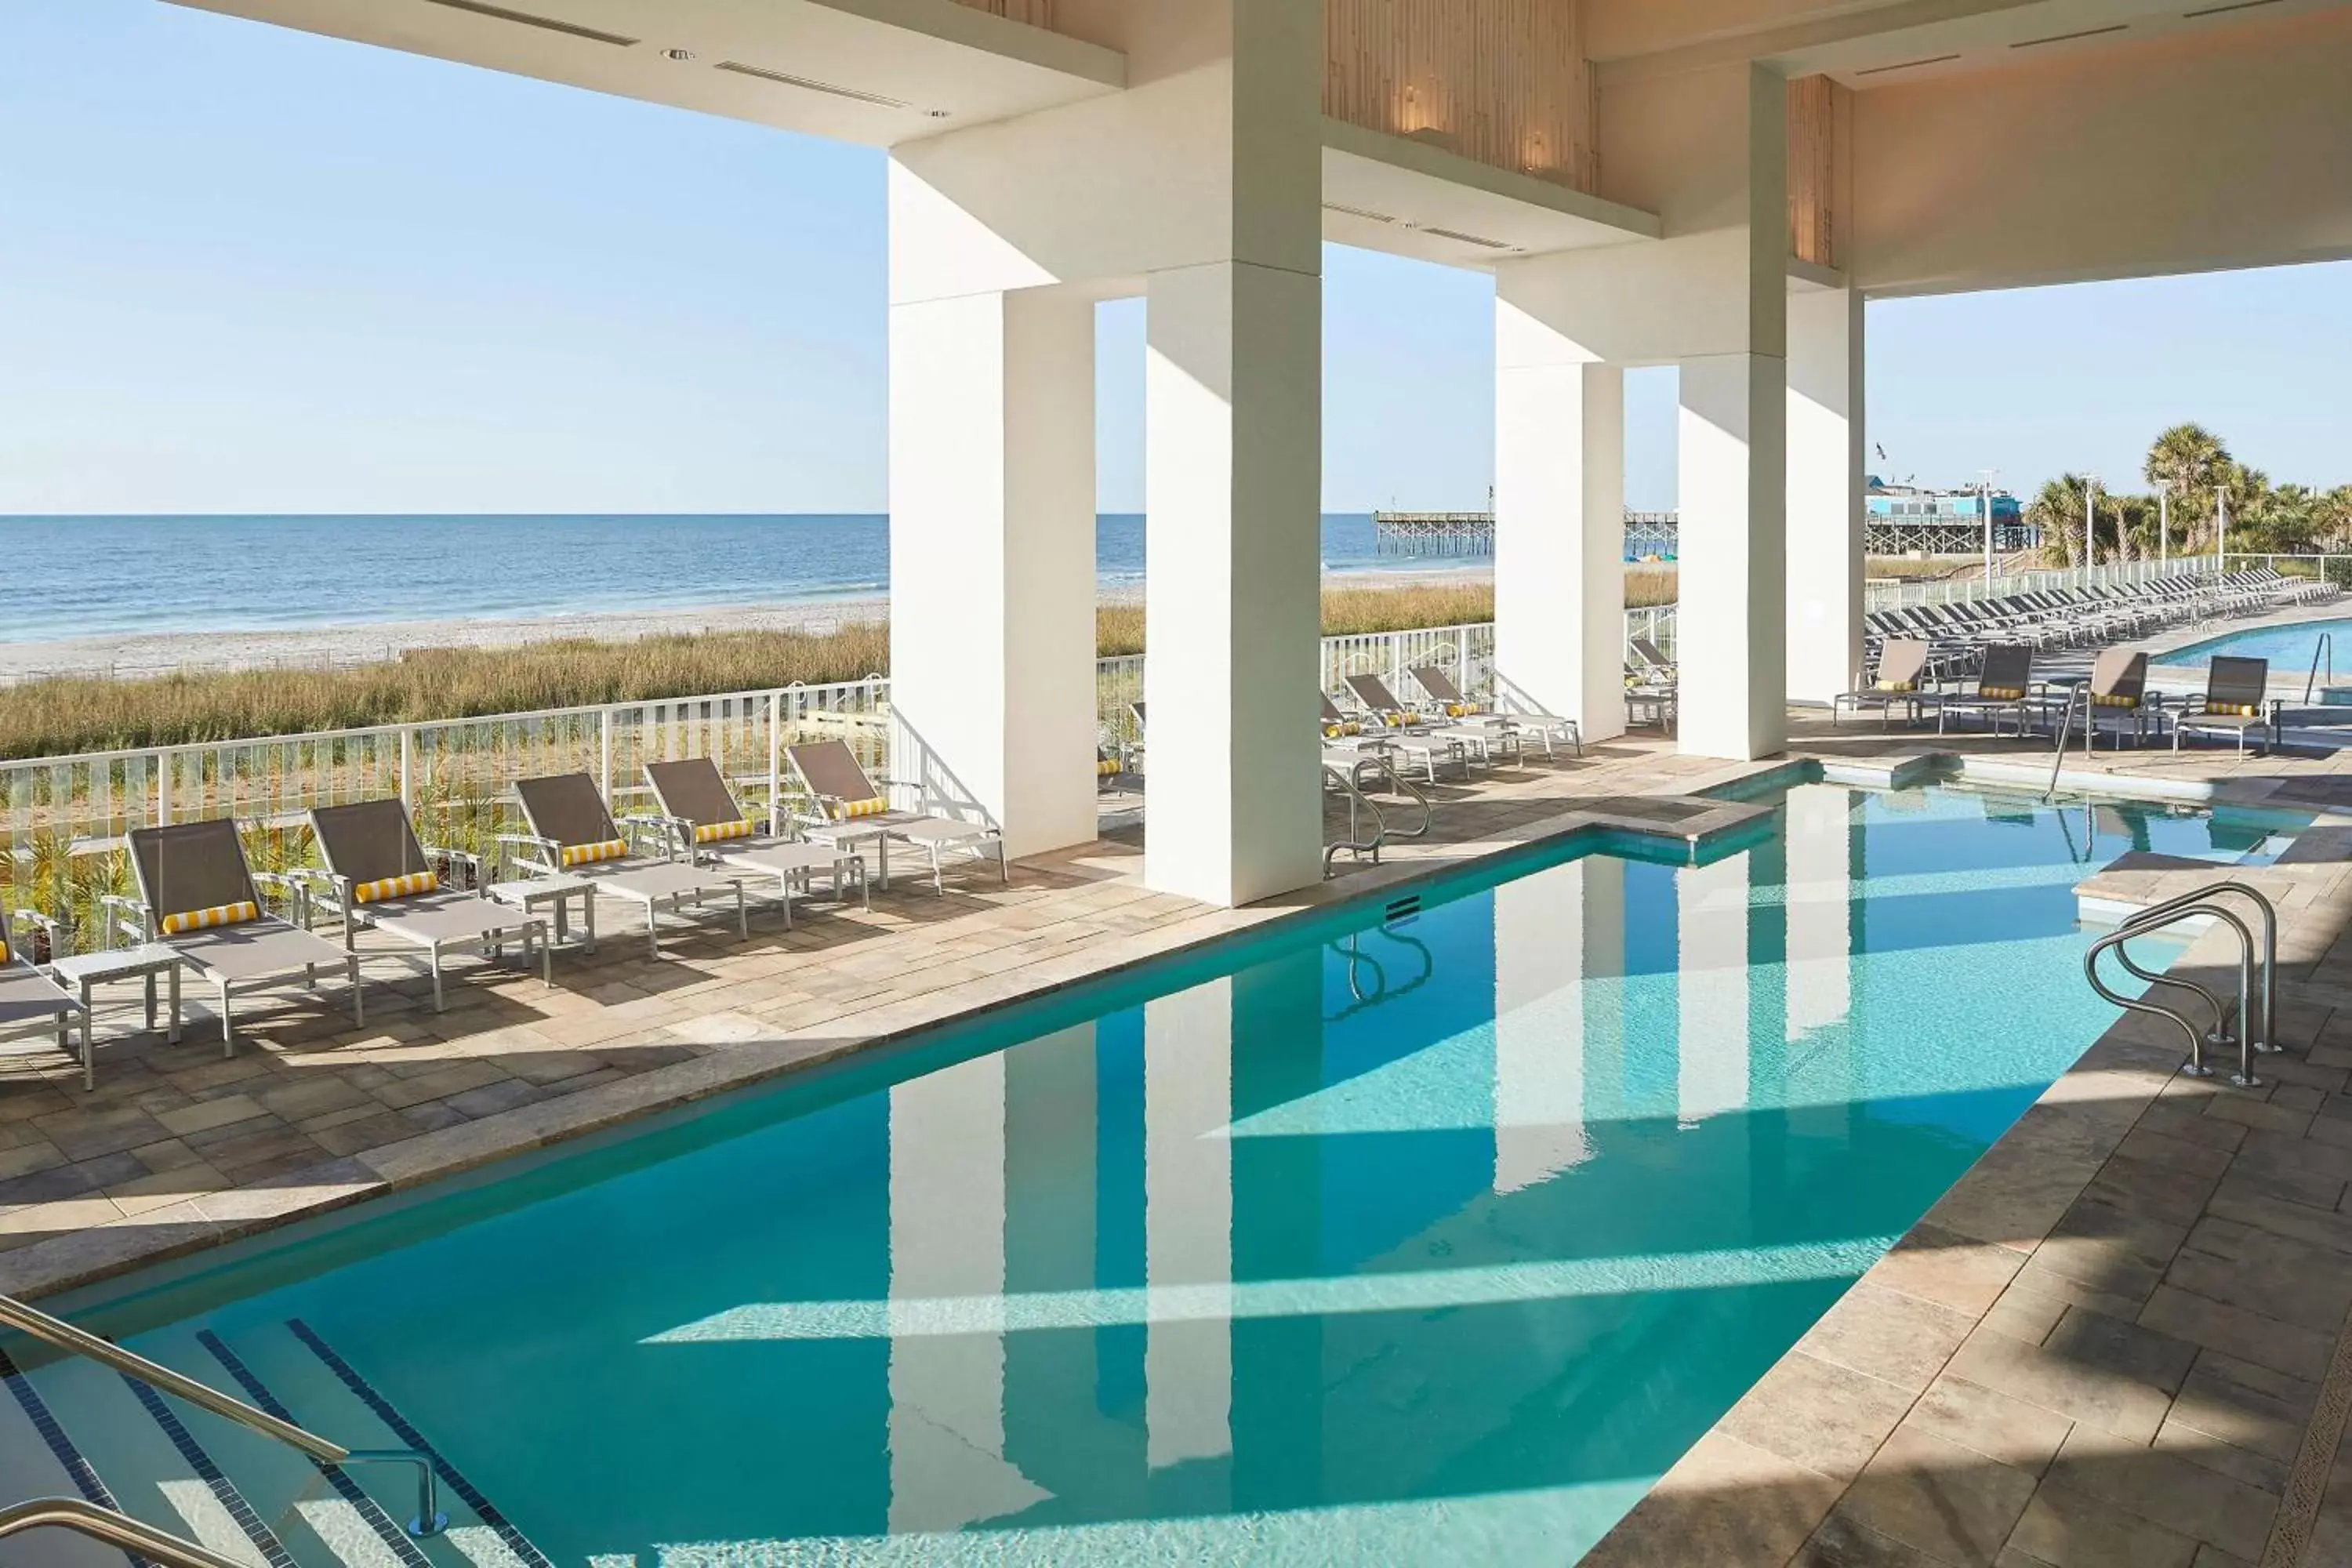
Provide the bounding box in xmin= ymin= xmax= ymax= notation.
xmin=161 ymin=901 xmax=259 ymax=936
xmin=354 ymin=870 xmax=439 ymax=904
xmin=1978 ymin=686 xmax=2025 ymax=701
xmin=1445 ymin=702 xmax=1472 ymax=717
xmin=1874 ymin=679 xmax=1917 ymax=693
xmin=2092 ymin=693 xmax=2139 ymax=710
xmin=559 ymin=837 xmax=629 ymax=868
xmin=1382 ymin=713 xmax=1424 ymax=728
xmin=693 ymin=819 xmax=758 ymax=844
xmin=1096 ymin=758 xmax=1120 ymax=778
xmin=835 ymin=797 xmax=889 ymax=820
xmin=2209 ymin=701 xmax=2263 ymax=717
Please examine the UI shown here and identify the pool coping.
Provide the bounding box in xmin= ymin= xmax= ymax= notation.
xmin=1 ymin=761 xmax=1788 ymax=1305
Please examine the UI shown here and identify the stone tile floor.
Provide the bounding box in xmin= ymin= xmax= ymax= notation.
xmin=16 ymin=707 xmax=2352 ymax=1563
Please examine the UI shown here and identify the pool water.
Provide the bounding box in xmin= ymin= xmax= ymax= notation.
xmin=2155 ymin=614 xmax=2352 ymax=677
xmin=43 ymin=784 xmax=2277 ymax=1566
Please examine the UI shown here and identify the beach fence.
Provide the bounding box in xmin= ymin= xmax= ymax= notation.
xmin=0 ymin=615 xmax=1621 ymax=939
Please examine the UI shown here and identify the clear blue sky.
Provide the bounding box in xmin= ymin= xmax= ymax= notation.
xmin=4 ymin=0 xmax=2347 ymax=516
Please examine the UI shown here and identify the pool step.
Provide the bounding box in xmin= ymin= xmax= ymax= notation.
xmin=0 ymin=1323 xmax=550 ymax=1568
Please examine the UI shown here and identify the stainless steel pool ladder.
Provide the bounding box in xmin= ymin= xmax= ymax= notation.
xmin=0 ymin=1290 xmax=447 ymax=1537
xmin=2083 ymin=879 xmax=2284 ymax=1087
xmin=1322 ymin=753 xmax=1432 ymax=876
xmin=2307 ymin=631 xmax=2335 ymax=704
xmin=2043 ymin=683 xmax=2084 ymax=799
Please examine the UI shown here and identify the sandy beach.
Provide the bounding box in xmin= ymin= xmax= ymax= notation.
xmin=0 ymin=566 xmax=1494 ymax=684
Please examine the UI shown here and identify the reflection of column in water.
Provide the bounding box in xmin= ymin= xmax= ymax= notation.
xmin=1145 ymin=981 xmax=1233 ymax=1473
xmin=887 ymin=1052 xmax=1047 ymax=1533
xmin=1677 ymin=850 xmax=1752 ymax=1123
xmin=1493 ymin=862 xmax=1591 ymax=1193
xmin=1004 ymin=1024 xmax=1107 ymax=1497
xmin=1581 ymin=856 xmax=1628 ymax=1123
xmin=1783 ymin=786 xmax=1854 ymax=1051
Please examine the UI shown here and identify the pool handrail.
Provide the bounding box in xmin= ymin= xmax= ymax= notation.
xmin=2085 ymin=891 xmax=2271 ymax=1087
xmin=0 ymin=1291 xmax=446 ymax=1537
xmin=0 ymin=1495 xmax=252 ymax=1568
xmin=2118 ymin=879 xmax=2281 ymax=1054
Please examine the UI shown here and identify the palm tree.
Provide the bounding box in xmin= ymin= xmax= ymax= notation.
xmin=2143 ymin=424 xmax=2231 ymax=551
xmin=2030 ymin=474 xmax=2089 ymax=566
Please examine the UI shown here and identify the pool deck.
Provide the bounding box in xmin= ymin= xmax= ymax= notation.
xmin=13 ymin=709 xmax=2352 ymax=1563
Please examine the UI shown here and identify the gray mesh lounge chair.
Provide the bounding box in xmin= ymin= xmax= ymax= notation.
xmin=0 ymin=908 xmax=88 ymax=1087
xmin=309 ymin=799 xmax=550 ymax=1011
xmin=2084 ymin=649 xmax=2154 ymax=750
xmin=1321 ymin=693 xmax=1464 ymax=783
xmin=129 ymin=818 xmax=361 ymax=1055
xmin=1345 ymin=673 xmax=1507 ymax=768
xmin=1832 ymin=639 xmax=1933 ymax=729
xmin=786 ymin=740 xmax=1008 ymax=896
xmin=2173 ymin=655 xmax=2277 ymax=755
xmin=1407 ymin=665 xmax=1582 ymax=758
xmin=506 ymin=773 xmax=748 ymax=959
xmin=1628 ymin=637 xmax=1677 ymax=687
xmin=1936 ymin=644 xmax=2037 ymax=738
xmin=644 ymin=757 xmax=869 ymax=920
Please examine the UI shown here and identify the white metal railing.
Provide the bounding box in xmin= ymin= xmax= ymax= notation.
xmin=2223 ymin=553 xmax=2352 ymax=586
xmin=1865 ymin=554 xmax=2223 ymax=610
xmin=0 ymin=608 xmax=1730 ymax=934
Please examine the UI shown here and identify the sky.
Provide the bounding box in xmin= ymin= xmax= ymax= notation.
xmin=3 ymin=0 xmax=2347 ymax=517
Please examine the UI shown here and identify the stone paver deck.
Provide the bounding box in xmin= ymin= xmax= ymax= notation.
xmin=15 ymin=700 xmax=2352 ymax=1563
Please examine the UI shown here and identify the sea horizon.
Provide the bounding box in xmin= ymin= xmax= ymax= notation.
xmin=0 ymin=511 xmax=1488 ymax=647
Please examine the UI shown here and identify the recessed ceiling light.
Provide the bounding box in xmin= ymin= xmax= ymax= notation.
xmin=661 ymin=47 xmax=696 ymax=62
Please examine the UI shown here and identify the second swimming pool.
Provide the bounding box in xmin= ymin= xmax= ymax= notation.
xmin=20 ymin=781 xmax=2273 ymax=1566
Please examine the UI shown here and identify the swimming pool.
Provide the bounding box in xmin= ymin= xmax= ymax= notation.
xmin=2155 ymin=613 xmax=2352 ymax=677
xmin=8 ymin=782 xmax=2274 ymax=1566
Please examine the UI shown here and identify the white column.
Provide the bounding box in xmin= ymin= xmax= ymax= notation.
xmin=1494 ymin=862 xmax=1592 ymax=1192
xmin=887 ymin=1054 xmax=1047 ymax=1532
xmin=1142 ymin=2 xmax=1324 ymax=908
xmin=1787 ymin=287 xmax=1864 ymax=704
xmin=1494 ymin=315 xmax=1627 ymax=742
xmin=1677 ymin=66 xmax=1790 ymax=761
xmin=1145 ymin=982 xmax=1233 ymax=1471
xmin=1677 ymin=851 xmax=1751 ymax=1123
xmin=887 ymin=255 xmax=1098 ymax=859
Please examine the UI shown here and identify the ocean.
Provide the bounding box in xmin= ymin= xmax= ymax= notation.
xmin=0 ymin=513 xmax=1468 ymax=645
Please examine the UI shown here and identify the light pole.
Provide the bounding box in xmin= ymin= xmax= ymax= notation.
xmin=2155 ymin=478 xmax=2169 ymax=567
xmin=1979 ymin=469 xmax=2000 ymax=587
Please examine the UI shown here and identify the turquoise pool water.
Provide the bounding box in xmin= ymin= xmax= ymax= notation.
xmin=39 ymin=784 xmax=2274 ymax=1566
xmin=2156 ymin=614 xmax=2352 ymax=674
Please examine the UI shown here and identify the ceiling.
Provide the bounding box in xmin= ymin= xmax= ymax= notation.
xmin=168 ymin=0 xmax=1125 ymax=146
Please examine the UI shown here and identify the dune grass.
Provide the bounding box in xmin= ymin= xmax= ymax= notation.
xmin=0 ymin=577 xmax=1690 ymax=760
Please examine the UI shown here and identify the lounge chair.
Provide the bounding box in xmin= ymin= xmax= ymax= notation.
xmin=307 ymin=799 xmax=550 ymax=1011
xmin=2082 ymin=649 xmax=2154 ymax=750
xmin=1832 ymin=639 xmax=1933 ymax=729
xmin=0 ymin=908 xmax=89 ymax=1087
xmin=128 ymin=818 xmax=361 ymax=1054
xmin=505 ymin=773 xmax=749 ymax=958
xmin=643 ymin=757 xmax=869 ymax=920
xmin=1628 ymin=636 xmax=1678 ymax=687
xmin=786 ymin=740 xmax=1008 ymax=895
xmin=1345 ymin=673 xmax=1514 ymax=767
xmin=1323 ymin=692 xmax=1465 ymax=782
xmin=1408 ymin=664 xmax=1581 ymax=758
xmin=2173 ymin=655 xmax=2278 ymax=755
xmin=1936 ymin=644 xmax=2037 ymax=738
